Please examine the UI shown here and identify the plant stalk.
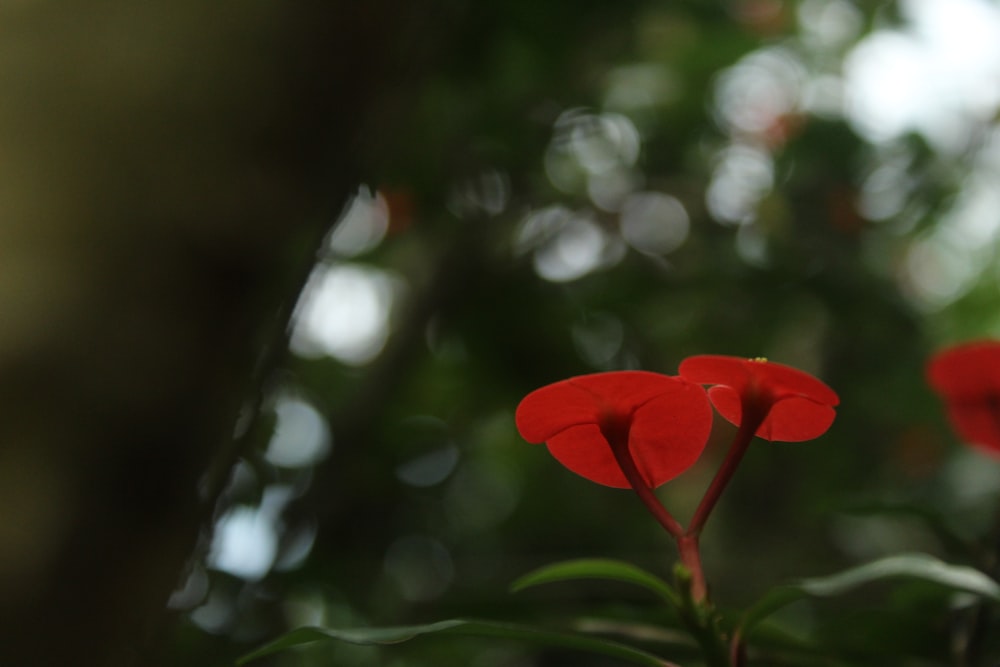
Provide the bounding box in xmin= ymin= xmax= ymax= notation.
xmin=687 ymin=402 xmax=767 ymax=538
xmin=608 ymin=435 xmax=685 ymax=539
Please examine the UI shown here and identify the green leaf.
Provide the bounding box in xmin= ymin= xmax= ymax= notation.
xmin=510 ymin=558 xmax=680 ymax=608
xmin=235 ymin=618 xmax=681 ymax=666
xmin=835 ymin=500 xmax=973 ymax=558
xmin=741 ymin=552 xmax=1000 ymax=636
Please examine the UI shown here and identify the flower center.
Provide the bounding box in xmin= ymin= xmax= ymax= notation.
xmin=743 ymin=358 xmax=778 ymax=411
xmin=597 ymin=408 xmax=632 ymax=450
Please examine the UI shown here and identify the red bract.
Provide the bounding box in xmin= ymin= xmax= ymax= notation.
xmin=515 ymin=371 xmax=713 ymax=488
xmin=926 ymin=340 xmax=1000 ymax=456
xmin=678 ymin=355 xmax=838 ymax=441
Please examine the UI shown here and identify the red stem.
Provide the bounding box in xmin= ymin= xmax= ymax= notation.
xmin=605 ymin=398 xmax=768 ymax=613
xmin=605 ymin=430 xmax=711 ymax=602
xmin=729 ymin=626 xmax=746 ymax=667
xmin=678 ymin=533 xmax=707 ymax=603
xmin=687 ymin=402 xmax=767 ymax=538
xmin=607 ymin=434 xmax=684 ymax=539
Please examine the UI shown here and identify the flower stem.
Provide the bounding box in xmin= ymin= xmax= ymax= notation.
xmin=607 ymin=448 xmax=726 ymax=659
xmin=687 ymin=403 xmax=766 ymax=538
xmin=729 ymin=627 xmax=747 ymax=667
xmin=608 ymin=436 xmax=684 ymax=539
xmin=677 ymin=534 xmax=707 ymax=603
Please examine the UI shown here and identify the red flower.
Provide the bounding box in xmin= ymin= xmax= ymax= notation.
xmin=927 ymin=340 xmax=1000 ymax=456
xmin=515 ymin=371 xmax=713 ymax=488
xmin=678 ymin=355 xmax=838 ymax=441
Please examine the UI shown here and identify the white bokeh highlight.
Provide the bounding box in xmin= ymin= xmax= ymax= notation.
xmin=291 ymin=263 xmax=400 ymax=365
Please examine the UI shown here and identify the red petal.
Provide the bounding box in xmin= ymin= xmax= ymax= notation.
xmin=515 ymin=379 xmax=607 ymax=444
xmin=681 ymin=355 xmax=838 ymax=441
xmin=516 ymin=371 xmax=712 ymax=488
xmin=681 ymin=355 xmax=838 ymax=406
xmin=679 ymin=356 xmax=753 ymax=394
xmin=762 ymin=397 xmax=837 ymax=441
xmin=567 ymin=370 xmax=687 ymax=411
xmin=629 ymin=382 xmax=714 ymax=486
xmin=750 ymin=360 xmax=839 ymax=406
xmin=707 ymin=388 xmax=836 ymax=441
xmin=705 ymin=385 xmax=741 ymax=426
xmin=927 ymin=341 xmax=1000 ymax=456
xmin=927 ymin=340 xmax=1000 ymax=399
xmin=546 ymin=424 xmax=629 ymax=487
xmin=944 ymin=401 xmax=1000 ymax=456
xmin=515 ymin=370 xmax=689 ymax=442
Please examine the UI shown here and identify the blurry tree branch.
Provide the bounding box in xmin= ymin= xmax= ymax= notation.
xmin=0 ymin=2 xmax=465 ymax=666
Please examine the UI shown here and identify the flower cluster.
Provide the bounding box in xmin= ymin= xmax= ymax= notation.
xmin=516 ymin=355 xmax=840 ymax=605
xmin=507 ymin=345 xmax=1000 ymax=655
xmin=515 ymin=355 xmax=839 ymax=490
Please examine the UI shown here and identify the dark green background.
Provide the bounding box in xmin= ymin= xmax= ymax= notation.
xmin=3 ymin=1 xmax=999 ymax=666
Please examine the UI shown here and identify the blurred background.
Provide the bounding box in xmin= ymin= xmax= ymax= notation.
xmin=4 ymin=1 xmax=1000 ymax=665
xmin=177 ymin=0 xmax=1000 ymax=664
xmin=179 ymin=0 xmax=1000 ymax=664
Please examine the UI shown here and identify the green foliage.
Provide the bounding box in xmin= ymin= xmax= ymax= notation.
xmin=237 ymin=618 xmax=679 ymax=667
xmin=742 ymin=553 xmax=1000 ymax=637
xmin=511 ymin=558 xmax=680 ymax=608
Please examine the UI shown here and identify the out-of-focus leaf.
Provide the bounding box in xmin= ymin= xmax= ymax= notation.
xmin=576 ymin=617 xmax=696 ymax=647
xmin=235 ymin=618 xmax=681 ymax=666
xmin=510 ymin=558 xmax=680 ymax=607
xmin=836 ymin=500 xmax=973 ymax=558
xmin=741 ymin=552 xmax=1000 ymax=636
